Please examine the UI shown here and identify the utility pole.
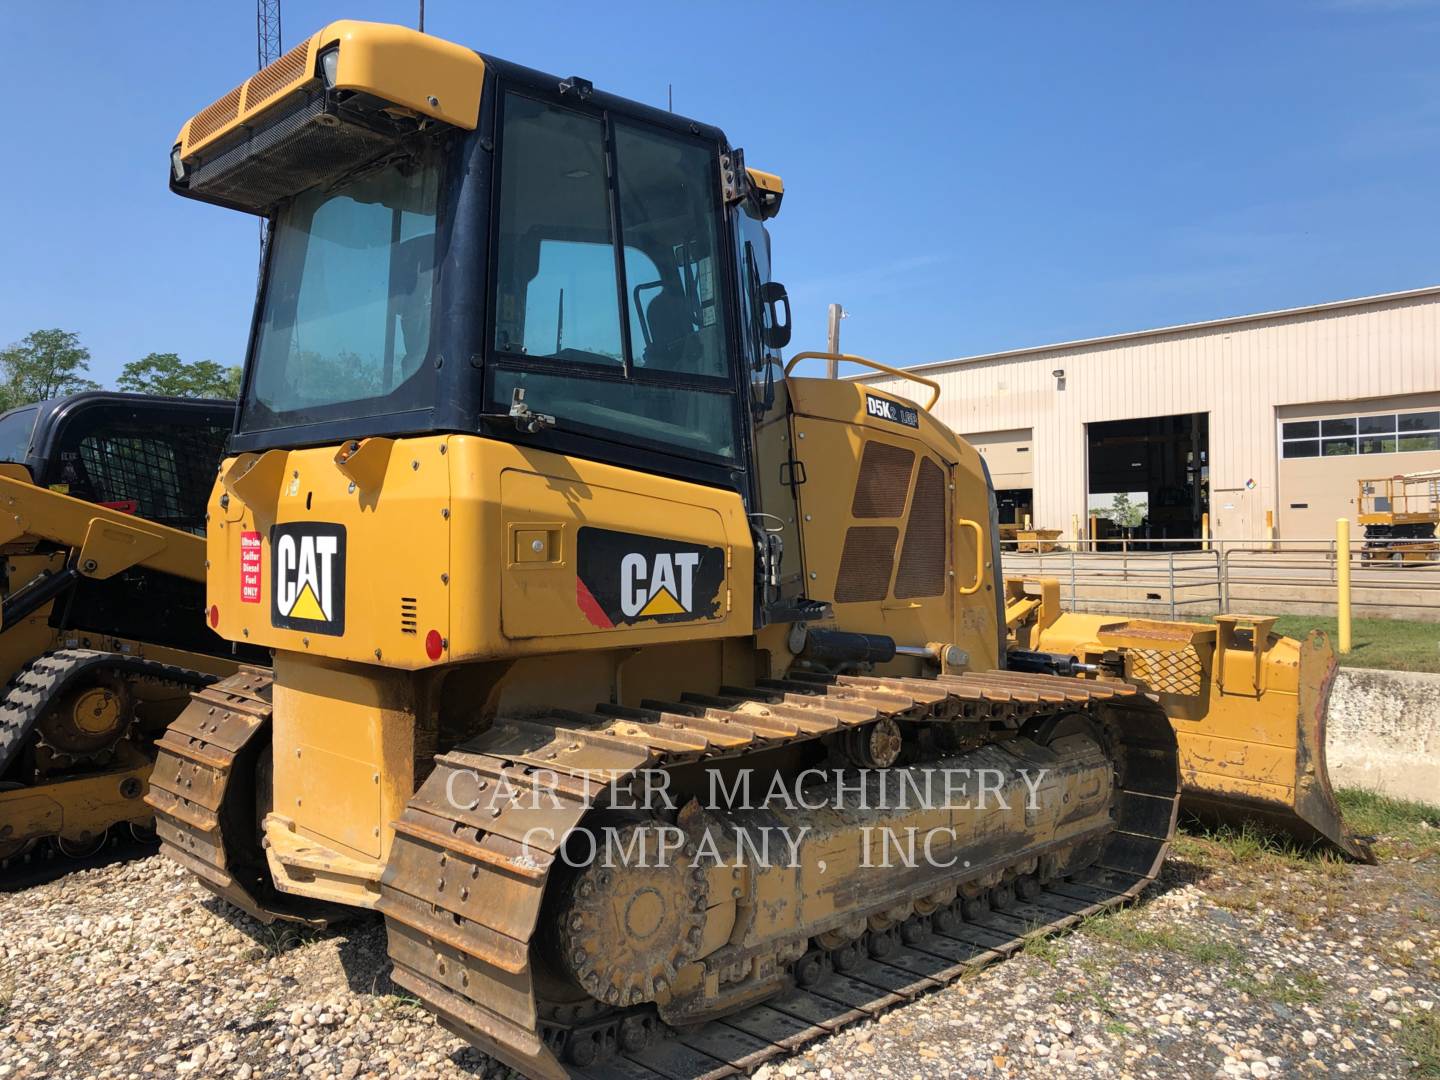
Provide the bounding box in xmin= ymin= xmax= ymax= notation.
xmin=257 ymin=0 xmax=281 ymax=254
xmin=418 ymin=0 xmax=425 ymax=32
xmin=826 ymin=303 xmax=848 ymax=379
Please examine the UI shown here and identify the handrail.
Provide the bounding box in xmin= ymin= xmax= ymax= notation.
xmin=783 ymin=351 xmax=942 ymax=412
xmin=955 ymin=518 xmax=986 ymax=595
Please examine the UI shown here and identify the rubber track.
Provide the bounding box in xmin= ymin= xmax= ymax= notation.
xmin=378 ymin=669 xmax=1180 ymax=1079
xmin=0 ymin=648 xmax=217 ymax=777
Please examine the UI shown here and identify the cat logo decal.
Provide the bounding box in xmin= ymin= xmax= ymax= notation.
xmin=575 ymin=527 xmax=725 ymax=628
xmin=271 ymin=523 xmax=346 ymax=635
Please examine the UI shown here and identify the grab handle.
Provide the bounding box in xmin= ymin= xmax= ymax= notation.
xmin=955 ymin=518 xmax=986 ymax=595
xmin=784 ymin=351 xmax=942 ymax=412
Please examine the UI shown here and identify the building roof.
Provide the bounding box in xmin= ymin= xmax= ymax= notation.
xmin=860 ymin=283 xmax=1440 ymax=376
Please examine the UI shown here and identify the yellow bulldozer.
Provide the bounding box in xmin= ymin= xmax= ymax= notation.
xmin=147 ymin=22 xmax=1366 ymax=1077
xmin=0 ymin=392 xmax=253 ymax=871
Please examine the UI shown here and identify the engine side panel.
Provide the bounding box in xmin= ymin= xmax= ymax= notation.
xmin=206 ymin=435 xmax=755 ymax=668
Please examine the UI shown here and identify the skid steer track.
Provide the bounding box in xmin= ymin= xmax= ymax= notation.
xmin=0 ymin=648 xmax=216 ymax=776
xmin=378 ymin=669 xmax=1180 ymax=1080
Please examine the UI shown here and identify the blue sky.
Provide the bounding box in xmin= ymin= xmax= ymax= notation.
xmin=3 ymin=1 xmax=1439 ymax=385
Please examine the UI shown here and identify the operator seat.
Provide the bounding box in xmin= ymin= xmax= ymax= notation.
xmin=643 ymin=285 xmax=696 ymax=370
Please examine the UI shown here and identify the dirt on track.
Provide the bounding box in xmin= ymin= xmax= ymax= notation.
xmin=0 ymin=820 xmax=1436 ymax=1080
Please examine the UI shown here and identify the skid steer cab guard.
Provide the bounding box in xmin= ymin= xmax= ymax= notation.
xmin=1005 ymin=578 xmax=1372 ymax=862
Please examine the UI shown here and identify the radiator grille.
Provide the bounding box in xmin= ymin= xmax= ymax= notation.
xmin=833 ymin=527 xmax=898 ymax=603
xmin=894 ymin=458 xmax=947 ymax=598
xmin=190 ymin=85 xmax=244 ymax=145
xmin=851 ymin=442 xmax=914 ymax=518
xmin=401 ymin=598 xmax=419 ymax=635
xmin=1128 ymin=647 xmax=1204 ymax=697
xmin=245 ymin=40 xmax=312 ymax=111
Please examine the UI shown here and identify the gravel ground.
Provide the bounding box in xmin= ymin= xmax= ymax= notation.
xmin=0 ymin=819 xmax=1435 ymax=1080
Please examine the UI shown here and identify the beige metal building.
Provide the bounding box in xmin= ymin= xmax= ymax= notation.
xmin=861 ymin=285 xmax=1440 ymax=542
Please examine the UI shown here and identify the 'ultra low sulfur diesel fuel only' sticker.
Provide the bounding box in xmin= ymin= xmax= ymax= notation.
xmin=240 ymin=531 xmax=262 ymax=603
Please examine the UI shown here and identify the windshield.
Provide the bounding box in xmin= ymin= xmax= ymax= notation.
xmin=0 ymin=406 xmax=38 ymax=465
xmin=242 ymin=151 xmax=441 ymax=432
xmin=489 ymin=94 xmax=735 ymax=461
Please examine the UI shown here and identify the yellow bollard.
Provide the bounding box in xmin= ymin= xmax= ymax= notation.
xmin=1336 ymin=517 xmax=1352 ymax=655
xmin=1201 ymin=512 xmax=1210 ymax=551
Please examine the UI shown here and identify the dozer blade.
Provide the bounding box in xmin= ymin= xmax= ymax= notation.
xmin=1166 ymin=625 xmax=1372 ymax=862
xmin=1010 ymin=597 xmax=1373 ymax=862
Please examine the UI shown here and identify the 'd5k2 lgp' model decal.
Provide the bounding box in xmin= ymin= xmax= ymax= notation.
xmin=865 ymin=393 xmax=920 ymax=428
xmin=576 ymin=526 xmax=725 ymax=628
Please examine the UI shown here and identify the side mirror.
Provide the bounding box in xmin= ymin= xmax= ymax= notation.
xmin=760 ymin=281 xmax=792 ymax=350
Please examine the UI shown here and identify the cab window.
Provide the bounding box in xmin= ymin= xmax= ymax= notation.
xmin=490 ymin=93 xmax=736 ymax=461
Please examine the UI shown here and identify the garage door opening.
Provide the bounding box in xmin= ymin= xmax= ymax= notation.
xmin=1087 ymin=413 xmax=1208 ymax=546
xmin=994 ymin=488 xmax=1033 ymax=526
xmin=967 ymin=428 xmax=1034 ymax=527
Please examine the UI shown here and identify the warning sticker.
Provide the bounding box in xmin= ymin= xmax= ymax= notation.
xmin=241 ymin=531 xmax=262 ymax=604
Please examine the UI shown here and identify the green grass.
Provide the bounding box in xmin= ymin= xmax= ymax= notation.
xmin=1336 ymin=788 xmax=1440 ymax=840
xmin=1271 ymin=614 xmax=1440 ymax=673
xmin=1021 ymin=933 xmax=1064 ymax=966
xmin=1400 ymin=1009 xmax=1440 ymax=1078
xmin=1193 ymin=819 xmax=1298 ymax=863
xmin=1081 ymin=909 xmax=1244 ymax=966
xmin=1227 ymin=968 xmax=1325 ymax=1006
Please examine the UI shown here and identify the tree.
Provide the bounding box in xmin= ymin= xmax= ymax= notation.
xmin=117 ymin=352 xmax=242 ymax=398
xmin=0 ymin=329 xmax=100 ymax=411
xmin=1109 ymin=492 xmax=1148 ymax=531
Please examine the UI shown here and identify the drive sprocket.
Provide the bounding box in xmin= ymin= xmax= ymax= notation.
xmin=555 ymin=820 xmax=709 ymax=1007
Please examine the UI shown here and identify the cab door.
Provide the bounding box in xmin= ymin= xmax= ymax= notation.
xmin=735 ymin=200 xmax=806 ymax=603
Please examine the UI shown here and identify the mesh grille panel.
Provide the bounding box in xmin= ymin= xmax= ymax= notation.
xmin=190 ymin=85 xmax=244 ymax=145
xmin=1128 ymin=647 xmax=1204 ymax=697
xmin=851 ymin=442 xmax=914 ymax=518
xmin=245 ymin=40 xmax=312 ymax=111
xmin=833 ymin=527 xmax=898 ymax=603
xmin=895 ymin=458 xmax=947 ymax=598
xmin=64 ymin=423 xmax=229 ymax=534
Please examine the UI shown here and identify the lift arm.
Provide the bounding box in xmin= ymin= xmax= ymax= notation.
xmin=0 ymin=473 xmax=206 ymax=585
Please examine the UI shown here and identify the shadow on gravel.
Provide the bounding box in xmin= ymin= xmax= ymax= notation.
xmin=1162 ymin=853 xmax=1220 ymax=888
xmin=1 ymin=833 xmax=157 ymax=892
xmin=334 ymin=918 xmax=395 ymax=995
xmin=188 ymin=891 xmax=422 ymax=1000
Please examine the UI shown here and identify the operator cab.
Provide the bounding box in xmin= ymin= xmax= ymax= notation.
xmin=170 ymin=23 xmax=790 ymax=498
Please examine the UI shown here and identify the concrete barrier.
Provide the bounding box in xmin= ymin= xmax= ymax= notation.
xmin=1326 ymin=667 xmax=1440 ymax=805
